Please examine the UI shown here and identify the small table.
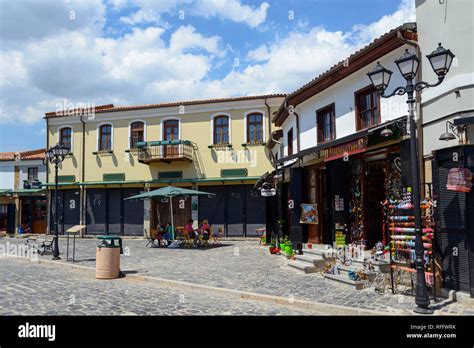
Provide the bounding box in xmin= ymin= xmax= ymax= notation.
xmin=65 ymin=225 xmax=85 ymax=262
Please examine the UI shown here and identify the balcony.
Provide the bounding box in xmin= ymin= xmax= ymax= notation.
xmin=137 ymin=140 xmax=194 ymax=164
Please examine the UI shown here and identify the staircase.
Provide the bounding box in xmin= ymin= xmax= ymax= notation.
xmin=287 ymin=244 xmax=391 ymax=290
xmin=287 ymin=244 xmax=333 ymax=274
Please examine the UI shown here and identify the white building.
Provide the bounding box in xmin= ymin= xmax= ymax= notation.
xmin=0 ymin=149 xmax=47 ymax=234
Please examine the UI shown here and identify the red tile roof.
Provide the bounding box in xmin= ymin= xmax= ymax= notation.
xmin=44 ymin=94 xmax=287 ymax=119
xmin=0 ymin=149 xmax=46 ymax=161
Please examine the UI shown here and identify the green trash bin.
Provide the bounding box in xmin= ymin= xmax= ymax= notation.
xmin=96 ymin=235 xmax=123 ymax=279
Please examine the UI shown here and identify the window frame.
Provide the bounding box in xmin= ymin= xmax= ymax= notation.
xmin=98 ymin=123 xmax=113 ymax=152
xmin=245 ymin=111 xmax=264 ymax=144
xmin=57 ymin=126 xmax=73 ymax=151
xmin=213 ymin=115 xmax=230 ymax=145
xmin=129 ymin=120 xmax=145 ymax=149
xmin=354 ymin=85 xmax=381 ymax=131
xmin=287 ymin=128 xmax=294 ymax=156
xmin=27 ymin=167 xmax=38 ymax=182
xmin=316 ymin=103 xmax=336 ymax=144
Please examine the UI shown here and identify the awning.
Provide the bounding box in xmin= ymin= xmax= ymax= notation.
xmin=0 ymin=189 xmax=11 ymax=195
xmin=10 ymin=189 xmax=46 ymax=196
xmin=79 ymin=180 xmax=145 ymax=186
xmin=44 ymin=182 xmax=79 ymax=187
xmin=275 ymin=115 xmax=407 ymax=165
xmin=453 ymin=113 xmax=474 ymax=126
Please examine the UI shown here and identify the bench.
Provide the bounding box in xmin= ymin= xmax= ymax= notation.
xmin=25 ymin=236 xmax=56 ymax=255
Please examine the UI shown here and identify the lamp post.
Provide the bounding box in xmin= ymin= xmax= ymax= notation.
xmin=45 ymin=143 xmax=70 ymax=260
xmin=367 ymin=43 xmax=455 ymax=315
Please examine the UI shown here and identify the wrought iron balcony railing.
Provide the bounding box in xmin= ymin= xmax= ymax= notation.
xmin=137 ymin=140 xmax=194 ymax=164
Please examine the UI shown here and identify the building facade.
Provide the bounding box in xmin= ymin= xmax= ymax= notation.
xmin=0 ymin=149 xmax=47 ymax=234
xmin=45 ymin=95 xmax=285 ymax=237
xmin=266 ymin=24 xmax=417 ymax=250
xmin=415 ymin=0 xmax=474 ymax=296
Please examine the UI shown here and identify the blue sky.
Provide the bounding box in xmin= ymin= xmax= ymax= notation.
xmin=0 ymin=0 xmax=415 ymax=151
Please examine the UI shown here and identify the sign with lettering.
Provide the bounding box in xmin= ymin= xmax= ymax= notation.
xmin=322 ymin=137 xmax=368 ymax=162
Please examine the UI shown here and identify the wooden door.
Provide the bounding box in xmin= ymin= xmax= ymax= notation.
xmin=163 ymin=120 xmax=179 ymax=157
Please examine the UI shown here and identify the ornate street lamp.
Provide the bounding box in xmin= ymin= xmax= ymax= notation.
xmin=368 ymin=43 xmax=455 ymax=315
xmin=44 ymin=143 xmax=70 ymax=260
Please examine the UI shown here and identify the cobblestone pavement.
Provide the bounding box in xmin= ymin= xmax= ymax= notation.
xmin=1 ymin=237 xmax=473 ymax=315
xmin=0 ymin=257 xmax=323 ymax=315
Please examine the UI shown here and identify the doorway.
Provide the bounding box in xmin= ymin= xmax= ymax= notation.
xmin=163 ymin=120 xmax=179 ymax=157
xmin=364 ymin=159 xmax=386 ymax=248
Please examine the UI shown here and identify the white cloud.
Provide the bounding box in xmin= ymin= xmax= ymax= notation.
xmin=118 ymin=0 xmax=270 ymax=28
xmin=192 ymin=0 xmax=270 ymax=28
xmin=0 ymin=0 xmax=416 ymax=127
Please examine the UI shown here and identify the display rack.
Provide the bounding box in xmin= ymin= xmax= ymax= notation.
xmin=383 ymin=190 xmax=437 ymax=298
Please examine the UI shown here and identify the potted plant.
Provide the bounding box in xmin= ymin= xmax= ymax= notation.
xmin=284 ymin=239 xmax=293 ymax=256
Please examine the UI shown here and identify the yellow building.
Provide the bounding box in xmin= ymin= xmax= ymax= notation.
xmin=45 ymin=95 xmax=285 ymax=237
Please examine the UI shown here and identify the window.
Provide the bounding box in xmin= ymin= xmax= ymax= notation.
xmin=28 ymin=167 xmax=38 ymax=181
xmin=247 ymin=113 xmax=263 ymax=143
xmin=213 ymin=115 xmax=229 ymax=145
xmin=316 ymin=104 xmax=336 ymax=143
xmin=99 ymin=124 xmax=112 ymax=151
xmin=287 ymin=128 xmax=294 ymax=156
xmin=60 ymin=127 xmax=72 ymax=150
xmin=130 ymin=121 xmax=144 ymax=148
xmin=355 ymin=86 xmax=380 ymax=130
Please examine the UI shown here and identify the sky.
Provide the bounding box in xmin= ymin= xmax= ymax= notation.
xmin=0 ymin=0 xmax=416 ymax=152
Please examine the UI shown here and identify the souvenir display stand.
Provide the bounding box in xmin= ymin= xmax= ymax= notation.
xmin=383 ymin=189 xmax=437 ymax=298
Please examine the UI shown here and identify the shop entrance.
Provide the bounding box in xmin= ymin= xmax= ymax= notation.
xmin=364 ymin=159 xmax=386 ymax=248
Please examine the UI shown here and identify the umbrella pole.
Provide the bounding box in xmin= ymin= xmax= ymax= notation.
xmin=170 ymin=196 xmax=174 ymax=241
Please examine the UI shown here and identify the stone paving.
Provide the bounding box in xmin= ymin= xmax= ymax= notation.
xmin=0 ymin=257 xmax=321 ymax=315
xmin=1 ymin=236 xmax=473 ymax=315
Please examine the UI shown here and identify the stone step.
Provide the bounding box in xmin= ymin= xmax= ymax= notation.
xmin=350 ymin=259 xmax=391 ymax=273
xmin=336 ymin=264 xmax=377 ymax=282
xmin=294 ymin=253 xmax=325 ymax=266
xmin=302 ymin=248 xmax=336 ymax=260
xmin=287 ymin=260 xmax=320 ymax=274
xmin=323 ymin=273 xmax=368 ymax=290
xmin=304 ymin=243 xmax=332 ymax=251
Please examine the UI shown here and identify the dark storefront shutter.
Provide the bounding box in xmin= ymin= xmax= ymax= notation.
xmin=123 ymin=188 xmax=144 ymax=236
xmin=433 ymin=146 xmax=473 ymax=293
xmin=199 ymin=186 xmax=225 ymax=236
xmin=108 ymin=189 xmax=122 ymax=235
xmin=6 ymin=204 xmax=15 ymax=233
xmin=245 ymin=184 xmax=266 ymax=236
xmin=86 ymin=188 xmax=106 ymax=235
xmin=226 ymin=185 xmax=245 ymax=236
xmin=63 ymin=190 xmax=80 ymax=234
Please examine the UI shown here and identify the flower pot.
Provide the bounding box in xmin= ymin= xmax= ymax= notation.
xmin=280 ymin=243 xmax=285 ymax=250
xmin=307 ymin=243 xmax=313 ymax=249
xmin=285 ymin=245 xmax=293 ymax=255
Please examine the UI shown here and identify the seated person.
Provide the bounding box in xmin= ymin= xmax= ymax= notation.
xmin=163 ymin=223 xmax=173 ymax=242
xmin=201 ymin=219 xmax=210 ymax=241
xmin=185 ymin=219 xmax=199 ymax=246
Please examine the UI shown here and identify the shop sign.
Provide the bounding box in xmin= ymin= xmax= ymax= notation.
xmin=261 ymin=188 xmax=276 ymax=197
xmin=322 ymin=137 xmax=368 ymax=162
xmin=447 ymin=168 xmax=472 ymax=192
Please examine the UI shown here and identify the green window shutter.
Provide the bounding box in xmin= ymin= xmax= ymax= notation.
xmin=158 ymin=171 xmax=183 ymax=180
xmin=57 ymin=175 xmax=76 ymax=183
xmin=220 ymin=168 xmax=248 ymax=178
xmin=103 ymin=173 xmax=126 ymax=181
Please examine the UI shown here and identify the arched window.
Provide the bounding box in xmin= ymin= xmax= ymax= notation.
xmin=59 ymin=127 xmax=72 ymax=150
xmin=99 ymin=124 xmax=112 ymax=151
xmin=213 ymin=115 xmax=229 ymax=145
xmin=130 ymin=121 xmax=144 ymax=148
xmin=247 ymin=113 xmax=263 ymax=143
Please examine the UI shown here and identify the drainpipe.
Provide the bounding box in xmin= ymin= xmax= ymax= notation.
xmin=80 ymin=114 xmax=86 ymax=236
xmin=397 ymin=30 xmax=425 ymax=187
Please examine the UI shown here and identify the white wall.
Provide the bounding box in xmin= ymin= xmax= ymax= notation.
xmin=0 ymin=162 xmax=15 ymax=189
xmin=416 ymin=0 xmax=474 ymax=156
xmin=18 ymin=160 xmax=46 ymax=188
xmin=0 ymin=160 xmax=46 ymax=190
xmin=281 ymin=45 xmax=412 ymax=154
